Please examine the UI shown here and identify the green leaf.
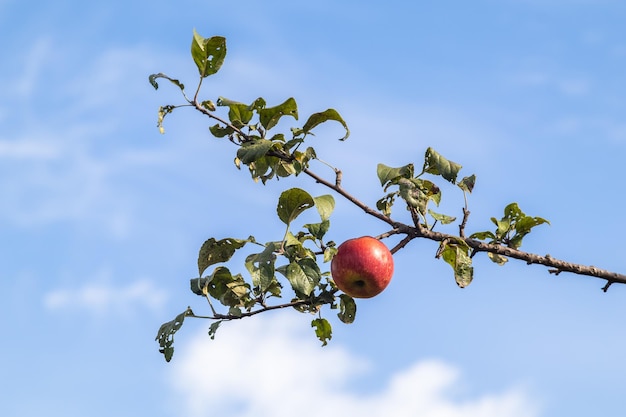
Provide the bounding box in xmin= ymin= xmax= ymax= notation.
xmin=245 ymin=241 xmax=278 ymax=267
xmin=259 ymin=97 xmax=298 ymax=130
xmin=236 ymin=139 xmax=274 ymax=165
xmin=509 ymin=214 xmax=550 ymax=249
xmin=376 ymin=163 xmax=414 ymax=188
xmin=304 ymin=220 xmax=330 ymax=240
xmin=396 ymin=178 xmax=441 ymax=215
xmin=423 ymin=147 xmax=462 ymax=184
xmin=277 ymin=188 xmax=315 ymax=225
xmin=398 ymin=178 xmax=427 ymax=214
xmin=280 ymin=260 xmax=318 ymax=296
xmin=440 ymin=242 xmax=474 ymax=288
xmin=191 ymin=30 xmax=226 ymax=78
xmin=148 ymin=73 xmax=185 ymax=91
xmin=275 ymin=159 xmax=297 ymax=178
xmin=376 ymin=192 xmax=398 ymax=216
xmin=245 ymin=242 xmax=281 ymax=296
xmin=302 ymin=108 xmax=350 ymax=141
xmin=298 ymin=257 xmax=322 ymax=282
xmin=228 ymin=306 xmax=242 ymax=317
xmin=492 ymin=218 xmax=511 ymax=240
xmin=469 ymin=231 xmax=495 ymax=241
xmin=208 ymin=320 xmax=222 ymax=340
xmin=313 ymin=194 xmax=335 ymax=221
xmin=428 ymin=210 xmax=456 ymax=225
xmin=200 ymin=266 xmax=251 ymax=307
xmin=250 ymin=259 xmax=277 ymax=294
xmin=311 ymin=318 xmax=332 ymax=346
xmin=415 ymin=178 xmax=441 ymax=206
xmin=504 ymin=202 xmax=523 ymax=220
xmin=190 ymin=277 xmax=209 ymax=296
xmin=217 ymin=97 xmax=255 ymax=125
xmin=247 ymin=155 xmax=273 ymax=182
xmin=201 ymin=100 xmax=216 ymax=111
xmin=209 ymin=123 xmax=234 ymax=138
xmin=488 ymin=252 xmax=508 ymax=266
xmin=515 ymin=215 xmax=550 ymax=236
xmin=197 ymin=237 xmax=253 ymax=277
xmin=337 ymin=294 xmax=356 ymax=324
xmin=458 ymin=174 xmax=476 ymax=193
xmin=323 ymin=246 xmax=337 ymax=263
xmin=283 ymin=231 xmax=304 ymax=248
xmin=487 ymin=202 xmax=550 ymax=249
xmin=155 ymin=307 xmax=192 ymax=362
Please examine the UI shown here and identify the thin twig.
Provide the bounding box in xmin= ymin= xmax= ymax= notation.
xmin=390 ymin=234 xmax=414 ymax=254
xmin=459 ymin=207 xmax=470 ymax=238
xmin=189 ymin=290 xmax=338 ymax=321
xmin=302 ymin=167 xmax=398 ymax=228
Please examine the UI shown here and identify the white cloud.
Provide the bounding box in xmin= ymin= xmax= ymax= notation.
xmin=168 ymin=315 xmax=540 ymax=417
xmin=0 ymin=138 xmax=60 ymax=159
xmin=0 ymin=39 xmax=179 ymax=236
xmin=43 ymin=279 xmax=167 ymax=315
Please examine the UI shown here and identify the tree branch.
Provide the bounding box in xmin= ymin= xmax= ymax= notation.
xmin=302 ymin=167 xmax=398 ymax=228
xmin=414 ymin=226 xmax=626 ymax=287
xmin=189 ymin=96 xmax=626 ymax=290
xmin=304 ymin=163 xmax=626 ymax=289
xmin=188 ymin=298 xmax=317 ymax=321
xmin=192 ymin=99 xmax=252 ymax=141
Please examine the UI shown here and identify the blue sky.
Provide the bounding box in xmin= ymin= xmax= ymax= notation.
xmin=3 ymin=1 xmax=626 ymax=416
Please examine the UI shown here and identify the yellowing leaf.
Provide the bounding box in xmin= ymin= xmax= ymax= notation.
xmin=311 ymin=318 xmax=332 ymax=346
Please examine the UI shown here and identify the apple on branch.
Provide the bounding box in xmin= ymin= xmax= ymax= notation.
xmin=330 ymin=236 xmax=394 ymax=298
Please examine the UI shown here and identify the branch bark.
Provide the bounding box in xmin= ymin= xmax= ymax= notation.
xmin=304 ymin=161 xmax=626 ymax=290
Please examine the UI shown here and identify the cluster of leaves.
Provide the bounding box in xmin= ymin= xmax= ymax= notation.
xmin=470 ymin=203 xmax=550 ymax=265
xmin=155 ymin=183 xmax=357 ymax=361
xmin=374 ymin=149 xmax=477 ymax=287
xmin=150 ymin=32 xmax=349 ymax=185
xmin=376 ymin=147 xmax=474 ymax=224
xmin=152 ymin=31 xmax=359 ymax=361
xmin=152 ymin=30 xmax=550 ymax=362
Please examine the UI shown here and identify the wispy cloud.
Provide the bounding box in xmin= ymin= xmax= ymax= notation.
xmin=168 ymin=315 xmax=540 ymax=417
xmin=43 ymin=279 xmax=168 ymax=315
xmin=0 ymin=138 xmax=60 ymax=159
xmin=0 ymin=38 xmax=180 ymax=236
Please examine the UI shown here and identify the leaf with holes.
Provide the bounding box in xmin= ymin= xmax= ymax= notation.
xmin=337 ymin=294 xmax=356 ymax=324
xmin=277 ymin=188 xmax=315 ymax=225
xmin=311 ymin=318 xmax=332 ymax=346
xmin=440 ymin=241 xmax=474 ymax=288
xmin=191 ymin=30 xmax=226 ymax=78
xmin=197 ymin=237 xmax=254 ymax=277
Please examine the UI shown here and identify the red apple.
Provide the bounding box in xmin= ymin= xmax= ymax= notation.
xmin=330 ymin=236 xmax=394 ymax=298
